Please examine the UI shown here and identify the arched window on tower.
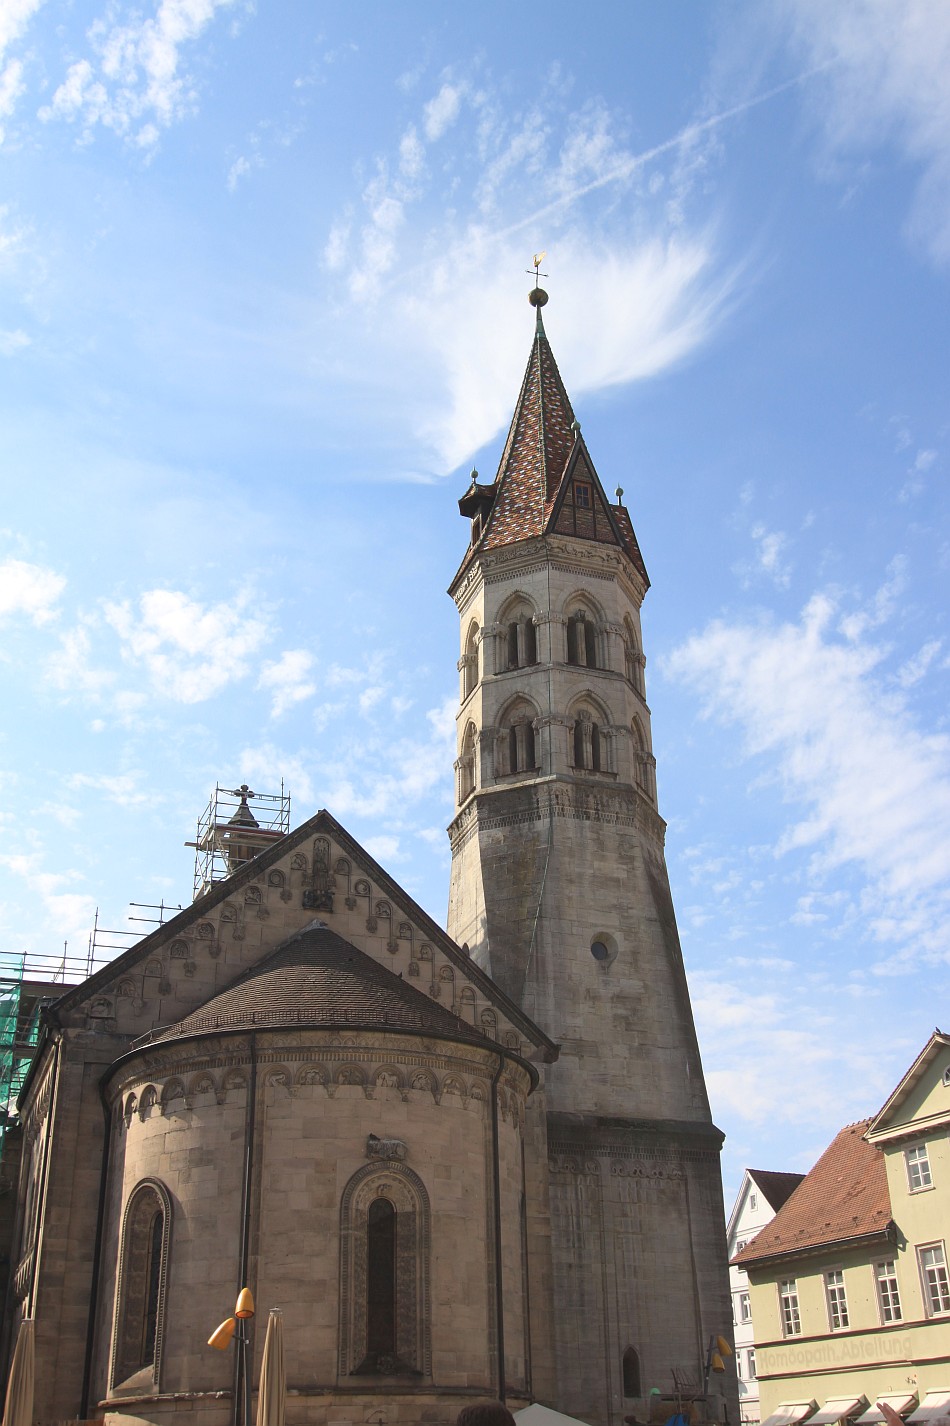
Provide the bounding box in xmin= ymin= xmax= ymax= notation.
xmin=458 ymin=723 xmax=476 ymax=803
xmin=632 ymin=719 xmax=653 ymax=801
xmin=499 ymin=596 xmax=538 ymax=671
xmin=572 ymin=708 xmax=608 ymax=772
xmin=623 ymin=617 xmax=644 ymax=696
xmin=461 ymin=621 xmax=479 ymax=701
xmin=111 ymin=1179 xmax=171 ymax=1391
xmin=622 ymin=1346 xmax=642 ymax=1399
xmin=496 ymin=698 xmax=539 ymax=777
xmin=566 ymin=604 xmax=602 ymax=669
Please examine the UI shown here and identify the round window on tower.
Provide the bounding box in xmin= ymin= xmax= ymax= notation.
xmin=590 ymin=933 xmax=618 ymax=967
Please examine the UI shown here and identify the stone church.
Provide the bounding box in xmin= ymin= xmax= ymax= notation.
xmin=5 ymin=291 xmax=737 ymax=1426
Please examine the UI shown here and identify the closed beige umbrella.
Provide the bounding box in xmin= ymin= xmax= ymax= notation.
xmin=255 ymin=1309 xmax=285 ymax=1426
xmin=2 ymin=1318 xmax=34 ymax=1426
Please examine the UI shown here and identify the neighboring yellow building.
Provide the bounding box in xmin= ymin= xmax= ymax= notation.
xmin=735 ymin=1032 xmax=950 ymax=1426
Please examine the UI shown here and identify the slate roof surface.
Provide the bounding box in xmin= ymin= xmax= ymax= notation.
xmin=749 ymin=1168 xmax=807 ymax=1213
xmin=734 ymin=1120 xmax=892 ymax=1266
xmin=154 ymin=921 xmax=497 ymax=1049
xmin=453 ymin=310 xmax=648 ymax=585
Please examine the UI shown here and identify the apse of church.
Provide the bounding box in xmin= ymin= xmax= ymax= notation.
xmin=4 ymin=292 xmax=737 ymax=1426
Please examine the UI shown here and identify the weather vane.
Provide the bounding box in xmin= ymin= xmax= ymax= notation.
xmin=527 ymin=250 xmax=549 ymax=309
xmin=526 ymin=251 xmax=548 ymax=284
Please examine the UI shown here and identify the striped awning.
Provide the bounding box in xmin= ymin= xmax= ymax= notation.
xmin=810 ymin=1398 xmax=868 ymax=1426
xmin=856 ymin=1395 xmax=919 ymax=1425
xmin=760 ymin=1404 xmax=818 ymax=1426
xmin=907 ymin=1393 xmax=950 ymax=1426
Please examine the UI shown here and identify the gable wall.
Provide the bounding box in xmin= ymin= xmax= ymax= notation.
xmin=60 ymin=828 xmax=534 ymax=1058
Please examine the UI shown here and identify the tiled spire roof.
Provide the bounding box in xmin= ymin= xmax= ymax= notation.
xmin=482 ymin=307 xmax=578 ymax=548
xmin=454 ymin=304 xmax=649 ymax=586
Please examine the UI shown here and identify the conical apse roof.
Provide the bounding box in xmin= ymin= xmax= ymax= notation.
xmin=154 ymin=921 xmax=497 ymax=1047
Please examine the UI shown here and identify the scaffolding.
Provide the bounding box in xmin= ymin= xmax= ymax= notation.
xmin=189 ymin=783 xmax=290 ymax=899
xmin=0 ymin=900 xmax=185 ymax=1150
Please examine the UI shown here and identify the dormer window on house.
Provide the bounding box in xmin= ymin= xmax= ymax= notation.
xmin=574 ymin=480 xmax=592 ymax=509
xmin=906 ymin=1143 xmax=933 ymax=1191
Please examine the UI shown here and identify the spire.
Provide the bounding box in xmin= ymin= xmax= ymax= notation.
xmin=452 ymin=286 xmax=649 ymax=589
xmin=471 ymin=287 xmax=577 ymax=548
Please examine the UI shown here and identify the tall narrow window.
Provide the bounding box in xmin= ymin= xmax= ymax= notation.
xmin=875 ymin=1260 xmax=902 ymax=1323
xmin=747 ymin=1348 xmax=756 ymax=1380
xmin=906 ymin=1144 xmax=933 ymax=1191
xmin=462 ymin=623 xmax=478 ymax=700
xmin=825 ymin=1269 xmax=849 ymax=1329
xmin=738 ymin=1291 xmax=751 ymax=1324
xmin=622 ymin=1346 xmax=641 ymax=1398
xmin=572 ymin=711 xmax=608 ymax=772
xmin=567 ymin=612 xmax=599 ymax=668
xmin=363 ymin=1198 xmax=397 ymax=1370
xmin=919 ymin=1244 xmax=950 ymax=1316
xmin=111 ymin=1180 xmax=171 ymax=1391
xmin=458 ymin=724 xmax=476 ymax=803
xmin=339 ymin=1164 xmax=431 ymax=1379
xmin=501 ymin=605 xmax=537 ymax=669
xmin=779 ymin=1279 xmax=801 ymax=1337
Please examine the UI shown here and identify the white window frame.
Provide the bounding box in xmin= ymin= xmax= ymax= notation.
xmin=747 ymin=1347 xmax=756 ymax=1380
xmin=875 ymin=1259 xmax=902 ymax=1324
xmin=824 ymin=1268 xmax=850 ymax=1330
xmin=739 ymin=1291 xmax=752 ymax=1324
xmin=779 ymin=1278 xmax=801 ymax=1337
xmin=918 ymin=1242 xmax=950 ymax=1317
xmin=905 ymin=1143 xmax=933 ymax=1192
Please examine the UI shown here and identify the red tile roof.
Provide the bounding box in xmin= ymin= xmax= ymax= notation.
xmin=748 ymin=1168 xmax=807 ymax=1213
xmin=734 ymin=1121 xmax=892 ymax=1267
xmin=453 ymin=310 xmax=649 ymax=586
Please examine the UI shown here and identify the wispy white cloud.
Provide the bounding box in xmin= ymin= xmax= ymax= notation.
xmin=258 ymin=649 xmax=317 ymax=717
xmin=423 ymin=80 xmax=464 ymax=142
xmin=781 ymin=0 xmax=950 ymax=265
xmin=0 ymin=0 xmax=43 ymax=137
xmin=318 ymin=66 xmax=781 ymax=472
xmin=39 ymin=0 xmax=238 ymax=148
xmin=0 ymin=557 xmax=65 ymax=624
xmin=66 ymin=770 xmax=151 ymax=807
xmin=0 ymin=328 xmax=29 ymax=354
xmin=665 ymin=582 xmax=950 ymax=969
xmin=0 ymin=851 xmax=95 ymax=943
xmin=735 ymin=523 xmax=793 ymax=588
xmin=104 ymin=588 xmax=268 ymax=702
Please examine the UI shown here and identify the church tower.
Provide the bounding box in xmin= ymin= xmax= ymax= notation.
xmin=447 ymin=288 xmax=736 ymax=1425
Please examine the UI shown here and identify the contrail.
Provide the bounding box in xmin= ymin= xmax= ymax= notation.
xmin=494 ymin=65 xmax=833 ymax=243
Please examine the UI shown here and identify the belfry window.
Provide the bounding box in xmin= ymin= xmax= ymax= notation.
xmin=572 ymin=712 xmax=604 ymax=772
xmin=458 ymin=723 xmax=476 ymax=803
xmin=508 ymin=720 xmax=536 ymax=774
xmin=461 ymin=621 xmax=478 ymax=700
xmin=567 ymin=611 xmax=598 ymax=669
xmin=506 ymin=616 xmax=537 ymax=669
xmin=111 ymin=1180 xmax=171 ymax=1390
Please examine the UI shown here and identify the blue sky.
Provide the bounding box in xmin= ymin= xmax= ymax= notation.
xmin=1 ymin=0 xmax=949 ymax=1201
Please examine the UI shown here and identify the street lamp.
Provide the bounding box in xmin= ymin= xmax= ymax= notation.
xmin=703 ymin=1333 xmax=734 ymax=1400
xmin=209 ymin=1286 xmax=256 ymax=1426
